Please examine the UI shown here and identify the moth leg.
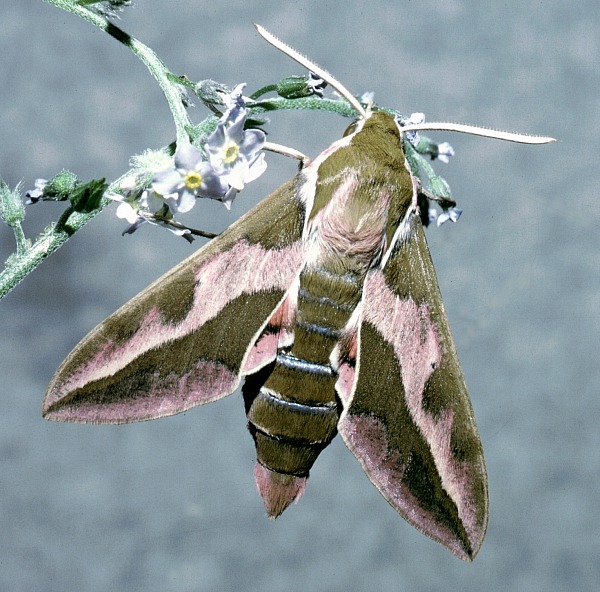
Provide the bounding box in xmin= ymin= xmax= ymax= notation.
xmin=263 ymin=141 xmax=310 ymax=167
xmin=415 ymin=177 xmax=458 ymax=212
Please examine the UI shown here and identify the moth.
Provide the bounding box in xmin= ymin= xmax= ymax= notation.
xmin=42 ymin=25 xmax=554 ymax=561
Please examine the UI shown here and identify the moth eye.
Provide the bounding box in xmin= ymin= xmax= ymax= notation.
xmin=343 ymin=121 xmax=359 ymax=136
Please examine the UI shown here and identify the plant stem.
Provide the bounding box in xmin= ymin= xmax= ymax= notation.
xmin=45 ymin=0 xmax=191 ymax=146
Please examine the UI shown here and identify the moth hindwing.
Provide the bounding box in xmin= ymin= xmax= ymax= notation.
xmin=44 ymin=28 xmax=490 ymax=562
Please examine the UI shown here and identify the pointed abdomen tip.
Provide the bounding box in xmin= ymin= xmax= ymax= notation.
xmin=254 ymin=462 xmax=307 ymax=518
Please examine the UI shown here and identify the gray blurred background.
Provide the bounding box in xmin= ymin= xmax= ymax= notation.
xmin=1 ymin=1 xmax=597 ymax=591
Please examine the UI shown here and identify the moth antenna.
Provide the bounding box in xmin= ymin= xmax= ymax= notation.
xmin=254 ymin=24 xmax=367 ymax=119
xmin=255 ymin=25 xmax=554 ymax=146
xmin=400 ymin=121 xmax=555 ymax=144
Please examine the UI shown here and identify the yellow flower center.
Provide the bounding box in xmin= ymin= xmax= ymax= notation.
xmin=184 ymin=172 xmax=202 ymax=189
xmin=223 ymin=142 xmax=239 ymax=164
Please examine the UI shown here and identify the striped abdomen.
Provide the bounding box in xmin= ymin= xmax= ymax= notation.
xmin=246 ymin=261 xmax=370 ymax=516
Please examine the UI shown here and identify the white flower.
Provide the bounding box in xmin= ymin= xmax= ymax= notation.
xmin=436 ymin=142 xmax=455 ymax=163
xmin=205 ymin=93 xmax=267 ymax=194
xmin=152 ymin=142 xmax=229 ymax=212
xmin=111 ymin=83 xmax=269 ymax=237
xmin=24 ymin=178 xmax=48 ymax=204
xmin=436 ymin=207 xmax=462 ymax=226
xmin=397 ymin=112 xmax=425 ymax=145
xmin=360 ymin=91 xmax=375 ymax=106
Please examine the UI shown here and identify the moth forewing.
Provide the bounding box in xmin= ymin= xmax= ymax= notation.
xmin=43 ymin=179 xmax=308 ymax=423
xmin=338 ymin=218 xmax=487 ymax=561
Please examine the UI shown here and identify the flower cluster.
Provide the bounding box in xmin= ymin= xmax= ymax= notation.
xmin=393 ymin=112 xmax=460 ymax=227
xmin=396 ymin=112 xmax=455 ymax=163
xmin=114 ymin=84 xmax=266 ymax=238
xmin=397 ymin=112 xmax=426 ymax=146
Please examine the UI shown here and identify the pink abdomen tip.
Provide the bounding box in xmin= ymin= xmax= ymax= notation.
xmin=254 ymin=462 xmax=307 ymax=518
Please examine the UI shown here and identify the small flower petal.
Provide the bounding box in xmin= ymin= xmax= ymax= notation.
xmin=244 ymin=153 xmax=267 ymax=184
xmin=152 ymin=168 xmax=185 ymax=196
xmin=307 ymin=72 xmax=327 ymax=97
xmin=406 ymin=112 xmax=425 ymax=125
xmin=240 ymin=129 xmax=266 ymax=154
xmin=116 ymin=201 xmax=143 ymax=224
xmin=436 ymin=207 xmax=463 ymax=226
xmin=222 ymin=186 xmax=238 ymax=210
xmin=119 ymin=175 xmax=138 ymax=192
xmin=397 ymin=112 xmax=426 ymax=146
xmin=360 ymin=91 xmax=375 ymax=105
xmin=224 ymin=83 xmax=250 ymax=112
xmin=194 ymin=161 xmax=229 ymax=199
xmin=428 ymin=207 xmax=438 ymax=225
xmin=436 ymin=142 xmax=455 ymax=163
xmin=176 ymin=188 xmax=197 ymax=213
xmin=25 ymin=178 xmax=48 ymax=204
xmin=174 ymin=142 xmax=205 ymax=172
